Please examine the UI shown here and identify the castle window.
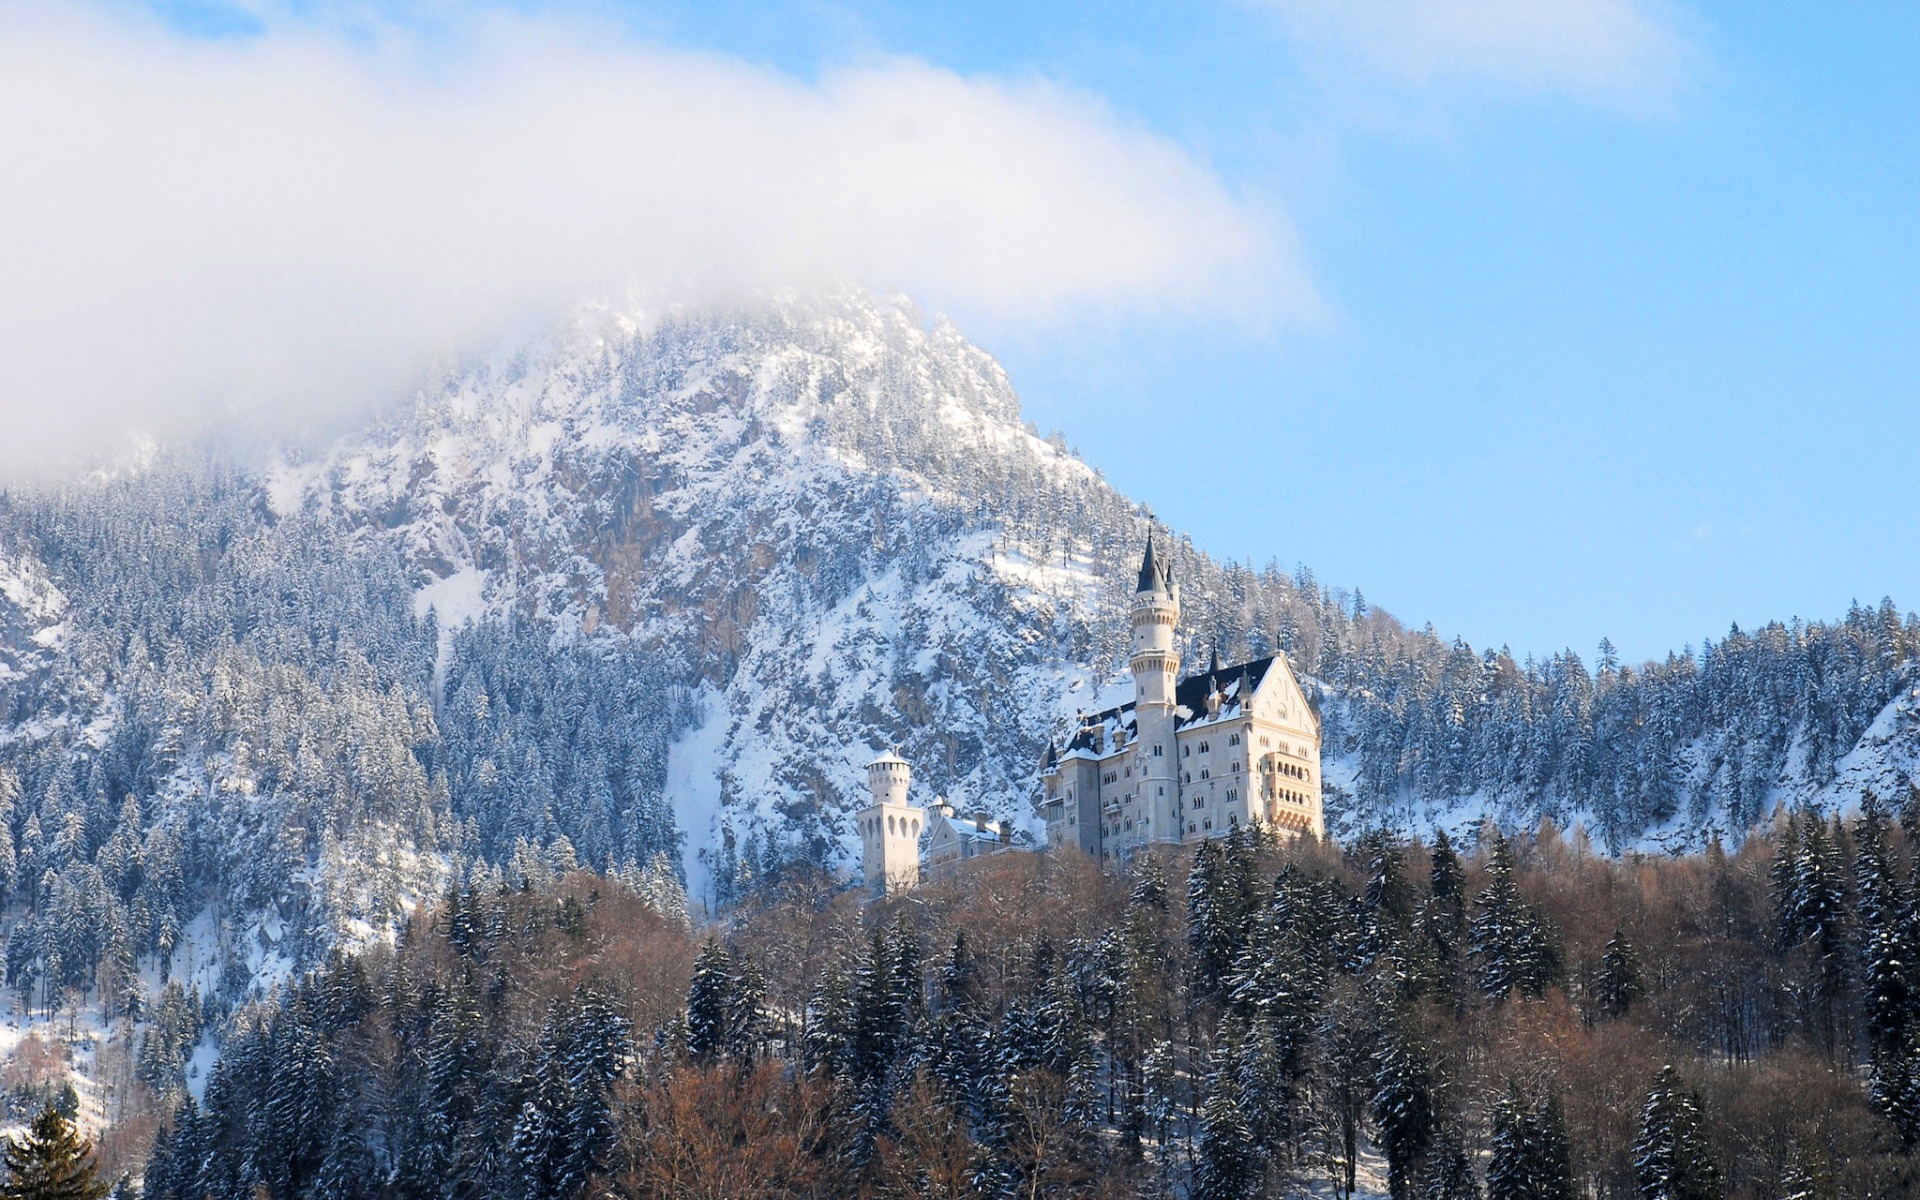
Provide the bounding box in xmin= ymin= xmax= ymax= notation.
xmin=1227 ymin=789 xmax=1238 ymax=802
xmin=1193 ymin=796 xmax=1205 ymax=809
xmin=1183 ymin=745 xmax=1190 ymax=757
xmin=1182 ymin=772 xmax=1190 ymax=783
xmin=1230 ymin=762 xmax=1239 ymax=773
xmin=1229 ymin=733 xmax=1240 ymax=746
xmin=1188 ymin=822 xmax=1197 ymax=833
xmin=1200 ymin=768 xmax=1210 ymax=779
xmin=1199 ymin=741 xmax=1210 ymax=753
xmin=1260 ymin=736 xmax=1270 ymax=747
xmin=1153 ymin=745 xmax=1163 ymax=757
xmin=1228 ymin=813 xmax=1238 ymax=824
xmin=1204 ymin=820 xmax=1213 ymax=831
xmin=1124 ymin=818 xmax=1133 ymax=831
xmin=1157 ymin=786 xmax=1164 ymax=796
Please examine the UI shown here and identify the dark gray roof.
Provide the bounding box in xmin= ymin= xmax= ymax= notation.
xmin=1173 ymin=655 xmax=1277 ymax=729
xmin=1136 ymin=536 xmax=1170 ymax=593
xmin=1055 ymin=655 xmax=1286 ymax=758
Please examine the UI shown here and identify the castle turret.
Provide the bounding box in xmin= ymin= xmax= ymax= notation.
xmin=1130 ymin=536 xmax=1183 ymax=843
xmin=857 ymin=751 xmax=924 ymax=896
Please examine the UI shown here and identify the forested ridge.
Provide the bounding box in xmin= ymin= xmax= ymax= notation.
xmin=122 ymin=797 xmax=1920 ymax=1200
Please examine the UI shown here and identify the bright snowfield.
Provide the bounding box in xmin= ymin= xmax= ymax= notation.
xmin=0 ymin=287 xmax=1916 ymax=1122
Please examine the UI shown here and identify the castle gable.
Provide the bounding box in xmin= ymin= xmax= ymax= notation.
xmin=1168 ymin=653 xmax=1318 ymax=734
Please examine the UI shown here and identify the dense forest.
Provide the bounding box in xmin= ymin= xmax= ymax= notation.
xmin=111 ymin=795 xmax=1920 ymax=1199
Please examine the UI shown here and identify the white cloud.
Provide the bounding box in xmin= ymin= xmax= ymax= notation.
xmin=0 ymin=6 xmax=1304 ymax=472
xmin=1254 ymin=0 xmax=1691 ymax=109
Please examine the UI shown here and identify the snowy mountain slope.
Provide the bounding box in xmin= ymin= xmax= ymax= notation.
xmin=279 ymin=292 xmax=1151 ymax=892
xmin=0 ymin=285 xmax=1913 ymax=1019
xmin=0 ymin=543 xmax=66 ymax=690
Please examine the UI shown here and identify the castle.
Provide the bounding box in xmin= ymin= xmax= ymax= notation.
xmin=858 ymin=538 xmax=1323 ymax=894
xmin=1040 ymin=538 xmax=1324 ymax=858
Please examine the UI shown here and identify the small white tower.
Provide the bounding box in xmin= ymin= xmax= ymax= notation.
xmin=857 ymin=751 xmax=925 ymax=896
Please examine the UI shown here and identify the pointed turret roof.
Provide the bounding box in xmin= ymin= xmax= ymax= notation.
xmin=1136 ymin=535 xmax=1169 ymax=594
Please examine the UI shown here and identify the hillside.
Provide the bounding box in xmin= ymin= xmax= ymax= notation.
xmin=0 ymin=287 xmax=1915 ymax=1018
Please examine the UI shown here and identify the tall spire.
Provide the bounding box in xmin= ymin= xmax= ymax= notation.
xmin=1137 ymin=534 xmax=1167 ymax=594
xmin=1209 ymin=640 xmax=1224 ymax=675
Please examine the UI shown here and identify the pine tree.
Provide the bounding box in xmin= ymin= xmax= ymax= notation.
xmin=1596 ymin=929 xmax=1643 ymax=1019
xmin=1471 ymin=829 xmax=1559 ymax=1001
xmin=0 ymin=1104 xmax=109 ymax=1200
xmin=686 ymin=938 xmax=736 ymax=1063
xmin=1424 ymin=1125 xmax=1480 ymax=1200
xmin=1487 ymin=1086 xmax=1572 ymax=1200
xmin=1371 ymin=1018 xmax=1433 ymax=1200
xmin=1854 ymin=795 xmax=1912 ymax=1113
xmin=1780 ymin=813 xmax=1850 ymax=1054
xmin=1195 ymin=1047 xmax=1260 ymax=1200
xmin=1486 ymin=1089 xmax=1530 ymax=1200
xmin=1187 ymin=839 xmax=1236 ymax=996
xmin=1633 ymin=1065 xmax=1720 ymax=1200
xmin=1427 ymin=831 xmax=1468 ymax=958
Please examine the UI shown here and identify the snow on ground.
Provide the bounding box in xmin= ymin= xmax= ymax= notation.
xmin=666 ymin=685 xmax=729 ymax=911
xmin=414 ymin=565 xmax=491 ymax=687
xmin=262 ymin=458 xmax=322 ymax=518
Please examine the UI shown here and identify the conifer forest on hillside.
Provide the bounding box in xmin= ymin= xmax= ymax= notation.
xmin=101 ymin=796 xmax=1920 ymax=1199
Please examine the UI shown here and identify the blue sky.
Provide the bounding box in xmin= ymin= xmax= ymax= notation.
xmin=727 ymin=0 xmax=1920 ymax=666
xmin=25 ymin=1 xmax=1920 ymax=664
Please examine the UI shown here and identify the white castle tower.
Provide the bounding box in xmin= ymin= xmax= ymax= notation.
xmin=857 ymin=751 xmax=925 ymax=896
xmin=1130 ymin=536 xmax=1184 ymax=844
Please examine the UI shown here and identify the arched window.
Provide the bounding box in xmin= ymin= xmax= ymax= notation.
xmin=888 ymin=815 xmax=897 ymax=834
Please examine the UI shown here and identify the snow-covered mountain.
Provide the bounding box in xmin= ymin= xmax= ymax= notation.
xmin=274 ymin=290 xmax=1160 ymax=898
xmin=1 ymin=287 xmax=1917 ymax=1015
